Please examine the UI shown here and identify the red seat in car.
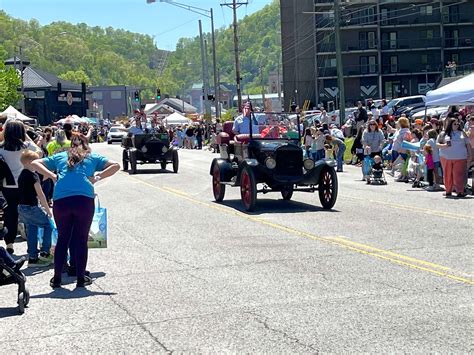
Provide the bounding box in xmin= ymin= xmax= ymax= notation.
xmin=216 ymin=121 xmax=235 ymax=145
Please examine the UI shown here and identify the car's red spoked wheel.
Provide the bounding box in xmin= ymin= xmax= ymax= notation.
xmin=318 ymin=167 xmax=338 ymax=209
xmin=212 ymin=165 xmax=225 ymax=202
xmin=240 ymin=166 xmax=256 ymax=211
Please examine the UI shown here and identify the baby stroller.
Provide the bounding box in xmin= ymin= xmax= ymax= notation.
xmin=0 ymin=227 xmax=30 ymax=314
xmin=363 ymin=156 xmax=388 ymax=185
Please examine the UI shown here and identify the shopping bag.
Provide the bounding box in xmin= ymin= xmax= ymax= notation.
xmin=88 ymin=199 xmax=107 ymax=248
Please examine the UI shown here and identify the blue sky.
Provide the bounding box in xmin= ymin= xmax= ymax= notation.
xmin=0 ymin=0 xmax=272 ymax=51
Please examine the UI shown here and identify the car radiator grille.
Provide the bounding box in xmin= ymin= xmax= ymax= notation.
xmin=275 ymin=148 xmax=302 ymax=176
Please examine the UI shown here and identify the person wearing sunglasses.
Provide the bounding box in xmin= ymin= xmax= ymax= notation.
xmin=437 ymin=117 xmax=472 ymax=197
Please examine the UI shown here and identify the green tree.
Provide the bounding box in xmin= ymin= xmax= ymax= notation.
xmin=59 ymin=69 xmax=92 ymax=85
xmin=0 ymin=61 xmax=22 ymax=111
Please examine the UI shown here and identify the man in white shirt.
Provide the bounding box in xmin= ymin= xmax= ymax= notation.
xmin=232 ymin=102 xmax=258 ymax=135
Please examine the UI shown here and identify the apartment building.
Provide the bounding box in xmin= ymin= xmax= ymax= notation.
xmin=280 ymin=0 xmax=474 ymax=109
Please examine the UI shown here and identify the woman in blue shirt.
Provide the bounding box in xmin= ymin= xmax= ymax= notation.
xmin=32 ymin=132 xmax=120 ymax=288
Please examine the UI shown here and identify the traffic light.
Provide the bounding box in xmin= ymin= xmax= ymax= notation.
xmin=156 ymin=88 xmax=161 ymax=100
xmin=134 ymin=91 xmax=140 ymax=102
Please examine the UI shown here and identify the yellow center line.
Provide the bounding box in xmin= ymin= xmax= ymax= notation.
xmin=341 ymin=195 xmax=473 ymax=221
xmin=123 ymin=173 xmax=473 ymax=285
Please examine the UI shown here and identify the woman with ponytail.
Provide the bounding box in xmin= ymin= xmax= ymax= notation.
xmin=32 ymin=132 xmax=119 ymax=288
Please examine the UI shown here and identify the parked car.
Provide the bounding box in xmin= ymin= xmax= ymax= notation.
xmin=122 ymin=133 xmax=179 ymax=174
xmin=210 ymin=112 xmax=338 ymax=211
xmin=386 ymin=95 xmax=426 ymax=115
xmin=393 ymin=102 xmax=426 ymax=119
xmin=107 ymin=127 xmax=128 ymax=144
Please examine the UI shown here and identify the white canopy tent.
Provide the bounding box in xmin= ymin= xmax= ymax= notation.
xmin=0 ymin=106 xmax=33 ymax=121
xmin=162 ymin=112 xmax=192 ymax=126
xmin=426 ymin=73 xmax=474 ymax=106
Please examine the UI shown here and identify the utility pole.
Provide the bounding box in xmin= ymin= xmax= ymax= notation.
xmin=259 ymin=65 xmax=266 ymax=111
xmin=277 ymin=55 xmax=282 ymax=112
xmin=334 ymin=0 xmax=345 ymax=121
xmin=221 ymin=0 xmax=247 ymax=112
xmin=210 ymin=8 xmax=219 ymax=119
xmin=198 ymin=20 xmax=211 ymax=118
xmin=204 ymin=39 xmax=211 ymax=120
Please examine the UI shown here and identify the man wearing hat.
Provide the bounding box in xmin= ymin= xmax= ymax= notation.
xmin=232 ymin=102 xmax=258 ymax=135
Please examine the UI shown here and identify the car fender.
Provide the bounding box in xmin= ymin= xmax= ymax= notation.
xmin=210 ymin=158 xmax=234 ymax=182
xmin=235 ymin=159 xmax=259 ymax=185
xmin=301 ymin=159 xmax=336 ymax=184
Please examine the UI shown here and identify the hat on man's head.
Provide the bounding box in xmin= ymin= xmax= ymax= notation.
xmin=415 ymin=118 xmax=423 ymax=126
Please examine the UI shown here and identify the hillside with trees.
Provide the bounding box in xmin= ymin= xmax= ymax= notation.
xmin=0 ymin=0 xmax=280 ymax=104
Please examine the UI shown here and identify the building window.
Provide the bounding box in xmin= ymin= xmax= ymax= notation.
xmin=420 ymin=5 xmax=433 ymax=16
xmin=422 ymin=30 xmax=434 ymax=40
xmin=324 ymin=58 xmax=336 ymax=67
xmin=451 ymin=53 xmax=459 ymax=63
xmin=360 ymin=57 xmax=368 ymax=74
xmin=381 ymin=8 xmax=388 ymax=25
xmin=110 ymin=91 xmax=122 ymax=100
xmin=421 ymin=54 xmax=428 ymax=65
xmin=92 ymin=91 xmax=103 ymax=100
xmin=390 ymin=56 xmax=398 ymax=73
xmin=368 ymin=32 xmax=376 ymax=49
xmin=369 ymin=56 xmax=377 ymax=73
xmin=390 ymin=32 xmax=397 ymax=49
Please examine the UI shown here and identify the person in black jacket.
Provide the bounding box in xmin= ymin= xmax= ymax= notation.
xmin=355 ymin=101 xmax=368 ymax=132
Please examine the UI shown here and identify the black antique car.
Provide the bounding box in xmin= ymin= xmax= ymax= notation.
xmin=209 ymin=112 xmax=338 ymax=211
xmin=122 ymin=132 xmax=179 ymax=174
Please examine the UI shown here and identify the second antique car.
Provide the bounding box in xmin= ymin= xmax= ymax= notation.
xmin=122 ymin=132 xmax=179 ymax=174
xmin=209 ymin=112 xmax=338 ymax=211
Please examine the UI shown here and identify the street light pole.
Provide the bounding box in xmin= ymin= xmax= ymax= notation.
xmin=198 ymin=20 xmax=211 ymax=118
xmin=150 ymin=0 xmax=219 ymax=118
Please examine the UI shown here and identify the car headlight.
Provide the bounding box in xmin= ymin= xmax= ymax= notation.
xmin=141 ymin=146 xmax=147 ymax=153
xmin=303 ymin=158 xmax=315 ymax=170
xmin=162 ymin=146 xmax=168 ymax=153
xmin=265 ymin=157 xmax=276 ymax=169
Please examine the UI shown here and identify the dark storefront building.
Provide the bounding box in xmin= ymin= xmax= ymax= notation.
xmin=280 ymin=0 xmax=474 ymax=109
xmin=89 ymin=85 xmax=140 ymax=120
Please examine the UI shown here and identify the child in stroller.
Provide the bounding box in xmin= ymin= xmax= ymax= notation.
xmin=365 ymin=155 xmax=388 ymax=185
xmin=0 ymin=228 xmax=30 ymax=314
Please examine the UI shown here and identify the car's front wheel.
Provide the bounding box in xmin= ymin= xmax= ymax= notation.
xmin=122 ymin=150 xmax=129 ymax=171
xmin=129 ymin=152 xmax=137 ymax=175
xmin=172 ymin=150 xmax=179 ymax=173
xmin=212 ymin=164 xmax=225 ymax=202
xmin=318 ymin=166 xmax=338 ymax=209
xmin=240 ymin=166 xmax=256 ymax=211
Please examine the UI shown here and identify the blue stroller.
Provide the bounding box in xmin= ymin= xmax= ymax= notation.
xmin=363 ymin=156 xmax=387 ymax=185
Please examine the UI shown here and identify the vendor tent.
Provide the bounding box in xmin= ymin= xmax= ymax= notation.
xmin=1 ymin=106 xmax=32 ymax=121
xmin=426 ymin=73 xmax=474 ymax=106
xmin=163 ymin=112 xmax=192 ymax=126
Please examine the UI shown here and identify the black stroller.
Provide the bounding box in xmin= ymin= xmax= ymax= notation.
xmin=0 ymin=257 xmax=30 ymax=314
xmin=0 ymin=224 xmax=30 ymax=314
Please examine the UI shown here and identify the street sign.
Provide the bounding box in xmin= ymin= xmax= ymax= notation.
xmin=66 ymin=92 xmax=73 ymax=106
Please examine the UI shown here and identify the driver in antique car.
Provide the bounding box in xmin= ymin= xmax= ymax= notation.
xmin=128 ymin=114 xmax=146 ymax=135
xmin=232 ymin=102 xmax=259 ymax=135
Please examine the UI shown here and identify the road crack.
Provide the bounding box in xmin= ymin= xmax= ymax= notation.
xmin=248 ymin=312 xmax=320 ymax=352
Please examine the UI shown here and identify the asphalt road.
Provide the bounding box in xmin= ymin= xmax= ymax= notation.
xmin=1 ymin=142 xmax=472 ymax=353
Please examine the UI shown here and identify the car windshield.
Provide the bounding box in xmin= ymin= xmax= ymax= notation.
xmin=386 ymin=99 xmax=400 ymax=109
xmin=251 ymin=112 xmax=300 ymax=140
xmin=110 ymin=128 xmax=127 ymax=133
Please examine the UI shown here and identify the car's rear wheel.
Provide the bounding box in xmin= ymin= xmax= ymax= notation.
xmin=240 ymin=166 xmax=256 ymax=211
xmin=172 ymin=151 xmax=179 ymax=173
xmin=318 ymin=166 xmax=338 ymax=209
xmin=212 ymin=164 xmax=226 ymax=202
xmin=129 ymin=152 xmax=137 ymax=175
xmin=161 ymin=161 xmax=167 ymax=170
xmin=122 ymin=150 xmax=129 ymax=171
xmin=281 ymin=185 xmax=293 ymax=200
